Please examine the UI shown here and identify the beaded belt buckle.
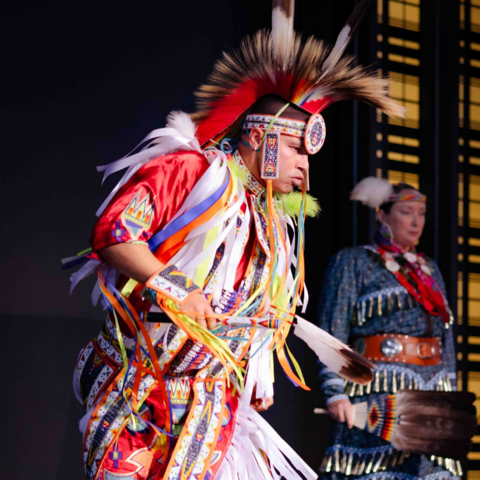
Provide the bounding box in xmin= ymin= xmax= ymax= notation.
xmin=416 ymin=342 xmax=434 ymax=359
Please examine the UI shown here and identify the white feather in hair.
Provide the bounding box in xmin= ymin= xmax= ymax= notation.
xmin=166 ymin=110 xmax=197 ymax=139
xmin=350 ymin=176 xmax=393 ymax=208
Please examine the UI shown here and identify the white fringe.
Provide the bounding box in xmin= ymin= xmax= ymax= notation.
xmin=216 ymin=330 xmax=317 ymax=480
xmin=216 ymin=409 xmax=317 ymax=480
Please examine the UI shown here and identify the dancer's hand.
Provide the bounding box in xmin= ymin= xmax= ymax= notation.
xmin=327 ymin=398 xmax=354 ymax=428
xmin=251 ymin=396 xmax=274 ymax=412
xmin=99 ymin=244 xmax=217 ymax=330
xmin=180 ymin=292 xmax=216 ymax=330
xmin=250 ymin=384 xmax=274 ymax=411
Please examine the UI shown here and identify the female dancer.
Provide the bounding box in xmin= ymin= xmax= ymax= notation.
xmin=318 ymin=178 xmax=458 ymax=480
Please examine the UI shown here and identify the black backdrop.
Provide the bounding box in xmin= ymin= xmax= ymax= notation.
xmin=0 ymin=1 xmax=362 ymax=478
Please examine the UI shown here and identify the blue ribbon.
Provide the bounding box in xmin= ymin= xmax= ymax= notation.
xmin=147 ymin=170 xmax=230 ymax=253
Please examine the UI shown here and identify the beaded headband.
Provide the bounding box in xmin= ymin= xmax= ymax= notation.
xmin=388 ymin=193 xmax=427 ymax=203
xmin=245 ymin=112 xmax=326 ymax=156
xmin=245 ymin=114 xmax=306 ymax=138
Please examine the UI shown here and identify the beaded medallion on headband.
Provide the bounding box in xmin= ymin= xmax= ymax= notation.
xmin=305 ymin=113 xmax=326 ymax=155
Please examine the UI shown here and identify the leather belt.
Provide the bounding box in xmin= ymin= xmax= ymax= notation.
xmin=354 ymin=334 xmax=442 ymax=366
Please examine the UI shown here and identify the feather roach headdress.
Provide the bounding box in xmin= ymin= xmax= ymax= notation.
xmin=192 ymin=0 xmax=404 ymax=148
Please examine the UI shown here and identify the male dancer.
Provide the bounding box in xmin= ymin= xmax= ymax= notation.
xmin=67 ymin=2 xmax=400 ymax=479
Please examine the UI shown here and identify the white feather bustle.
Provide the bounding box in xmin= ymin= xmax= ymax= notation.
xmin=166 ymin=110 xmax=197 ymax=139
xmin=350 ymin=176 xmax=394 ymax=208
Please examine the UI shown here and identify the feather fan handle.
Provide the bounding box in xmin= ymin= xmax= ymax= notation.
xmin=272 ymin=0 xmax=295 ymax=60
xmin=350 ymin=176 xmax=393 ymax=208
xmin=293 ymin=316 xmax=375 ymax=385
xmin=321 ymin=0 xmax=373 ymax=76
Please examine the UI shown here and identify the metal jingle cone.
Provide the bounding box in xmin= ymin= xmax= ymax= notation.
xmin=352 ymin=456 xmax=361 ymax=476
xmin=383 ymin=370 xmax=389 ymax=392
xmin=456 ymin=460 xmax=463 ymax=476
xmin=366 ymin=379 xmax=372 ymax=394
xmin=345 ymin=452 xmax=354 ymax=476
xmin=374 ymin=371 xmax=380 ymax=392
xmin=365 ymin=453 xmax=375 ymax=475
xmin=372 ymin=451 xmax=385 ymax=473
xmin=340 ymin=451 xmax=347 ymax=474
xmin=358 ymin=456 xmax=367 ymax=476
xmin=392 ymin=370 xmax=397 ymax=393
xmin=325 ymin=455 xmax=333 ymax=473
xmin=320 ymin=454 xmax=329 ymax=472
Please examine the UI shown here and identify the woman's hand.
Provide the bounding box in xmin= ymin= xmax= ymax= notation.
xmin=180 ymin=292 xmax=216 ymax=330
xmin=327 ymin=398 xmax=354 ymax=428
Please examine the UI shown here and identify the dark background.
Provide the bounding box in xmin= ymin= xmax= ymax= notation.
xmin=1 ymin=0 xmax=374 ymax=478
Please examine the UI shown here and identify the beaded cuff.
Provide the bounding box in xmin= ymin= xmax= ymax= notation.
xmin=146 ymin=265 xmax=202 ymax=305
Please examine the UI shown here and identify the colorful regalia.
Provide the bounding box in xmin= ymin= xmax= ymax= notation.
xmin=318 ymin=180 xmax=461 ymax=480
xmin=64 ymin=3 xmax=402 ymax=480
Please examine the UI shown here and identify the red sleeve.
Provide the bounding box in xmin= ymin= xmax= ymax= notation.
xmin=90 ymin=151 xmax=210 ymax=253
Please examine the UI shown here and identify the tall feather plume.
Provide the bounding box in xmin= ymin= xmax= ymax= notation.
xmin=321 ymin=0 xmax=373 ymax=76
xmin=350 ymin=176 xmax=394 ymax=208
xmin=192 ymin=31 xmax=404 ymax=147
xmin=293 ymin=316 xmax=375 ymax=385
xmin=272 ymin=0 xmax=295 ymax=61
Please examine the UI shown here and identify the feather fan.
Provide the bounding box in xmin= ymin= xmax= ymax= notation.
xmin=316 ymin=390 xmax=477 ymax=459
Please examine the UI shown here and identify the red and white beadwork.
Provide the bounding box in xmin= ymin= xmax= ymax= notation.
xmin=304 ymin=113 xmax=326 ymax=155
xmin=245 ymin=114 xmax=306 ymax=138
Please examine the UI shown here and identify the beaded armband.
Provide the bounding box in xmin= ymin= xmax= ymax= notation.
xmin=146 ymin=265 xmax=202 ymax=305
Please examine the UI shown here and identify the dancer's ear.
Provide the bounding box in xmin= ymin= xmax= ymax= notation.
xmin=248 ymin=127 xmax=264 ymax=152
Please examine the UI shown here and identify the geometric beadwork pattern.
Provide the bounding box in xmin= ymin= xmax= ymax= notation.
xmin=121 ymin=191 xmax=155 ymax=241
xmin=166 ymin=379 xmax=224 ymax=480
xmin=261 ymin=131 xmax=280 ymax=180
xmin=149 ymin=265 xmax=201 ymax=304
xmin=364 ymin=394 xmax=396 ymax=442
